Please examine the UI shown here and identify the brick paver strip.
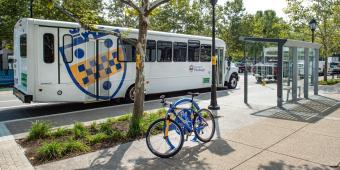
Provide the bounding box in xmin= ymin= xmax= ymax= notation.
xmin=0 ymin=123 xmax=34 ymax=170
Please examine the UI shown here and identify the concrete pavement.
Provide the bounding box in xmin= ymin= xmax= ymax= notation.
xmin=35 ymin=94 xmax=340 ymax=169
xmin=0 ymin=77 xmax=339 ymax=169
xmin=0 ymin=123 xmax=34 ymax=170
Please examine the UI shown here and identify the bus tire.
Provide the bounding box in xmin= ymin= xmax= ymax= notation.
xmin=125 ymin=85 xmax=135 ymax=103
xmin=228 ymin=74 xmax=238 ymax=89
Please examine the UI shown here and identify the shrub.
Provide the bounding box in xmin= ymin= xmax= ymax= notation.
xmin=319 ymin=79 xmax=340 ymax=85
xmin=128 ymin=116 xmax=142 ymax=138
xmin=51 ymin=128 xmax=68 ymax=137
xmin=140 ymin=111 xmax=164 ymax=133
xmin=86 ymin=133 xmax=109 ymax=145
xmin=99 ymin=122 xmax=114 ymax=135
xmin=110 ymin=130 xmax=125 ymax=139
xmin=64 ymin=139 xmax=89 ymax=153
xmin=28 ymin=121 xmax=51 ymax=140
xmin=73 ymin=122 xmax=88 ymax=139
xmin=37 ymin=141 xmax=64 ymax=160
xmin=156 ymin=108 xmax=167 ymax=117
xmin=117 ymin=114 xmax=131 ymax=122
xmin=90 ymin=121 xmax=98 ymax=132
xmin=106 ymin=118 xmax=117 ymax=124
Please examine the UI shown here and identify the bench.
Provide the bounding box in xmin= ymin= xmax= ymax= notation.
xmin=283 ymin=86 xmax=301 ymax=101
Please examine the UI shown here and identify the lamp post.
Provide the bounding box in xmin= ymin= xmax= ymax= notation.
xmin=208 ymin=0 xmax=220 ymax=110
xmin=309 ymin=18 xmax=317 ymax=83
xmin=30 ymin=0 xmax=33 ymax=18
xmin=309 ymin=18 xmax=317 ymax=43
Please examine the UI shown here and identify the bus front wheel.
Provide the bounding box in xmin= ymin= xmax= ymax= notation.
xmin=228 ymin=74 xmax=238 ymax=89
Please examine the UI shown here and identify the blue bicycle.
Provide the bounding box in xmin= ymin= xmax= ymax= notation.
xmin=146 ymin=92 xmax=216 ymax=158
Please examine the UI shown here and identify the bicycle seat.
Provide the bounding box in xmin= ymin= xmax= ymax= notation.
xmin=188 ymin=92 xmax=199 ymax=97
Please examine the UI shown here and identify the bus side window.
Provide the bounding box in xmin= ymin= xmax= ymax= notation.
xmin=63 ymin=34 xmax=73 ymax=63
xmin=119 ymin=38 xmax=136 ymax=62
xmin=200 ymin=44 xmax=211 ymax=62
xmin=146 ymin=40 xmax=156 ymax=62
xmin=188 ymin=40 xmax=200 ymax=62
xmin=173 ymin=42 xmax=187 ymax=62
xmin=43 ymin=33 xmax=54 ymax=63
xmin=20 ymin=34 xmax=27 ymax=58
xmin=219 ymin=49 xmax=224 ymax=59
xmin=157 ymin=41 xmax=172 ymax=62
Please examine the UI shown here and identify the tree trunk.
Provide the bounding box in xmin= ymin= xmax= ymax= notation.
xmin=129 ymin=13 xmax=148 ymax=136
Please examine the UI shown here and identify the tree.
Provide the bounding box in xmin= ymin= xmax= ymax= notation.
xmin=0 ymin=0 xmax=105 ymax=49
xmin=0 ymin=0 xmax=30 ymax=48
xmin=119 ymin=0 xmax=171 ymax=136
xmin=105 ymin=0 xmax=138 ymax=28
xmin=219 ymin=0 xmax=246 ymax=60
xmin=285 ymin=0 xmax=340 ymax=81
xmin=47 ymin=0 xmax=170 ymax=137
xmin=251 ymin=10 xmax=290 ymax=39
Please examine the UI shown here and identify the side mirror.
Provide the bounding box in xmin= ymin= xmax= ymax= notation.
xmin=227 ymin=57 xmax=232 ymax=67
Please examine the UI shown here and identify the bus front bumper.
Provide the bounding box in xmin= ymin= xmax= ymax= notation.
xmin=13 ymin=87 xmax=32 ymax=103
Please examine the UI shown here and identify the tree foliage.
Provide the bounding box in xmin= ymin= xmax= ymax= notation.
xmin=285 ymin=0 xmax=339 ymax=81
xmin=0 ymin=0 xmax=105 ymax=47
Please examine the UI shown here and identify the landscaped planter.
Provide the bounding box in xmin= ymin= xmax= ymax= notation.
xmin=17 ymin=109 xmax=166 ymax=166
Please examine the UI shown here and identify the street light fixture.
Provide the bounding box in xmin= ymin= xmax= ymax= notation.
xmin=309 ymin=18 xmax=317 ymax=43
xmin=208 ymin=0 xmax=220 ymax=110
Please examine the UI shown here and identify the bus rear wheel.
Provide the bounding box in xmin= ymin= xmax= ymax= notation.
xmin=125 ymin=85 xmax=135 ymax=103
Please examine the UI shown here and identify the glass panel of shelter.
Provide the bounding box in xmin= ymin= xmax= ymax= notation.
xmin=245 ymin=42 xmax=278 ymax=106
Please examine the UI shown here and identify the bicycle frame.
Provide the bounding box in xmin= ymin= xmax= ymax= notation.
xmin=164 ymin=98 xmax=201 ymax=136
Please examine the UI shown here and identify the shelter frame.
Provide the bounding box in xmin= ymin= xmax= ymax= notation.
xmin=240 ymin=37 xmax=322 ymax=107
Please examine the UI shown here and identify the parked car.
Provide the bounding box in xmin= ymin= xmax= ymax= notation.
xmin=235 ymin=62 xmax=245 ymax=73
xmin=329 ymin=62 xmax=340 ymax=75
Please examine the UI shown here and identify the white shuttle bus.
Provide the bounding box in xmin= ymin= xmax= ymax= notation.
xmin=13 ymin=18 xmax=237 ymax=103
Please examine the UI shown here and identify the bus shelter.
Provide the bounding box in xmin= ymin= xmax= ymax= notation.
xmin=240 ymin=37 xmax=322 ymax=107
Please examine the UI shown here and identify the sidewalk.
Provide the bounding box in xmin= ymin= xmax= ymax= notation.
xmin=0 ymin=123 xmax=34 ymax=170
xmin=35 ymin=94 xmax=340 ymax=170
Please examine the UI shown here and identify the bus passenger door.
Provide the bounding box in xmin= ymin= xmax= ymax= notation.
xmin=85 ymin=39 xmax=97 ymax=101
xmin=85 ymin=38 xmax=112 ymax=101
xmin=217 ymin=48 xmax=225 ymax=86
xmin=97 ymin=39 xmax=110 ymax=99
xmin=37 ymin=27 xmax=58 ymax=100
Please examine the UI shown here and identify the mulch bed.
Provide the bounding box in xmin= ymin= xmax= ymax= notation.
xmin=17 ymin=120 xmax=146 ymax=166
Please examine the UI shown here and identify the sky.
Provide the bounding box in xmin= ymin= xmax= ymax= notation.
xmin=218 ymin=0 xmax=288 ymax=20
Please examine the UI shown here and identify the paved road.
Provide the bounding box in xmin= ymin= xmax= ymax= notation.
xmin=1 ymin=74 xmax=327 ymax=137
xmin=0 ymin=74 xmax=267 ymax=122
xmin=0 ymin=74 xmax=258 ymax=136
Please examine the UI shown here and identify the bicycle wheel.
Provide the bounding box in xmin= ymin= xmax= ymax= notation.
xmin=146 ymin=118 xmax=184 ymax=158
xmin=193 ymin=109 xmax=215 ymax=143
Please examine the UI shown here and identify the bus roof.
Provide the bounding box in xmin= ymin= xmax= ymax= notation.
xmin=17 ymin=18 xmax=226 ymax=46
